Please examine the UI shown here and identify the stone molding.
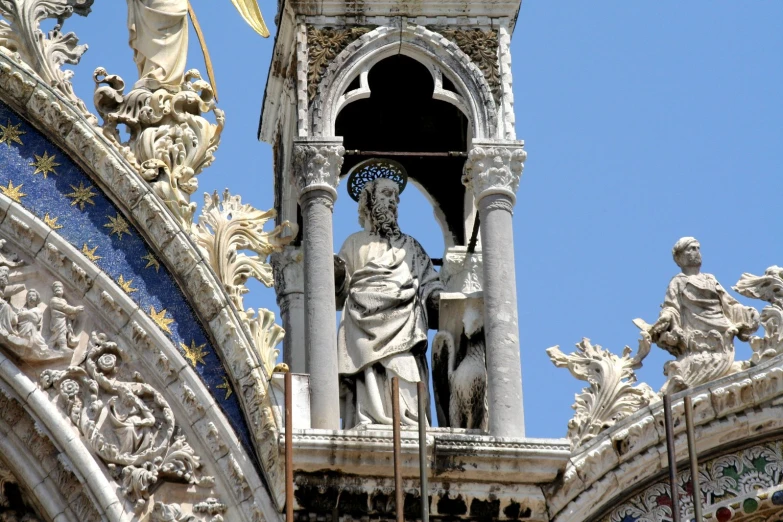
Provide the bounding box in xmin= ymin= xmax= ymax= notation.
xmin=309 ymin=24 xmax=502 ymax=139
xmin=0 ymin=371 xmax=111 ymax=522
xmin=546 ymin=351 xmax=783 ymax=522
xmin=287 ymin=428 xmax=569 ymax=521
xmin=0 ymin=55 xmax=281 ymax=518
xmin=292 ymin=137 xmax=345 ymax=200
xmin=463 ymin=140 xmax=526 ymax=204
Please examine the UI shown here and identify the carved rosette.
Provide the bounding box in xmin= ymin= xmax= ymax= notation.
xmin=437 ymin=29 xmax=501 ymax=106
xmin=463 ymin=141 xmax=526 ymax=203
xmin=307 ymin=26 xmax=370 ymax=103
xmin=292 ymin=139 xmax=345 ymax=201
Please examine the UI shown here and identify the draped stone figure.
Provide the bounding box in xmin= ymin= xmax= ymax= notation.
xmin=127 ymin=0 xmax=189 ymax=90
xmin=48 ymin=281 xmax=83 ymax=351
xmin=637 ymin=237 xmax=759 ymax=393
xmin=335 ymin=178 xmax=442 ymax=427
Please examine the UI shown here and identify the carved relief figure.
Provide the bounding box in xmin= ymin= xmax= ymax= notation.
xmin=432 ymin=299 xmax=488 ymax=430
xmin=16 ymin=290 xmax=50 ymax=358
xmin=109 ymin=386 xmax=157 ymax=455
xmin=636 ymin=237 xmax=759 ymax=393
xmin=335 ymin=178 xmax=442 ymax=427
xmin=47 ymin=281 xmax=82 ymax=350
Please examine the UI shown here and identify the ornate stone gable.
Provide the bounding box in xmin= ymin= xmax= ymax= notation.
xmin=433 ymin=28 xmax=501 ymax=106
xmin=0 ymin=100 xmax=254 ymax=454
xmin=306 ymin=25 xmax=372 ymax=103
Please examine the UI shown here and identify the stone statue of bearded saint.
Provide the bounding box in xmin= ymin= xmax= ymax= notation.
xmin=335 ymin=178 xmax=443 ymax=428
xmin=643 ymin=237 xmax=759 ymax=393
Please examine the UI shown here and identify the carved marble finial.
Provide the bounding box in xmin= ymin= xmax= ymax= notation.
xmin=735 ymin=266 xmax=783 ymax=364
xmin=635 ymin=238 xmax=759 ymax=394
xmin=547 ymin=336 xmax=657 ymax=450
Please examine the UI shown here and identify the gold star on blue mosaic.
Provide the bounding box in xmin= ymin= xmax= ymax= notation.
xmin=0 ymin=119 xmax=25 ymax=148
xmin=43 ymin=213 xmax=63 ymax=230
xmin=149 ymin=306 xmax=174 ymax=335
xmin=142 ymin=252 xmax=161 ymax=272
xmin=180 ymin=340 xmax=208 ymax=368
xmin=216 ymin=376 xmax=233 ymax=400
xmin=0 ymin=181 xmax=26 ymax=203
xmin=65 ymin=182 xmax=97 ymax=210
xmin=29 ymin=151 xmax=60 ymax=178
xmin=81 ymin=243 xmax=101 ymax=261
xmin=104 ymin=214 xmax=130 ymax=240
xmin=116 ymin=274 xmax=138 ymax=294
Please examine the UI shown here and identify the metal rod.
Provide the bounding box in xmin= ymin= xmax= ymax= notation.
xmin=392 ymin=377 xmax=404 ymax=522
xmin=684 ymin=395 xmax=703 ymax=522
xmin=344 ymin=150 xmax=467 ymax=158
xmin=417 ymin=381 xmax=429 ymax=522
xmin=466 ymin=214 xmax=481 ymax=255
xmin=663 ymin=394 xmax=681 ymax=522
xmin=285 ymin=372 xmax=294 ymax=522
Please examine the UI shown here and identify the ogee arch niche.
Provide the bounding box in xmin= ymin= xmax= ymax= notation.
xmin=335 ymin=55 xmax=470 ymax=247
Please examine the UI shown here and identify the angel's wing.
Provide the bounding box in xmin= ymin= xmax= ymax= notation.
xmin=229 ymin=0 xmax=270 ymax=37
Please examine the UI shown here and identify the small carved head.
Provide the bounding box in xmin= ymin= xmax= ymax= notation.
xmin=26 ymin=289 xmax=40 ymax=307
xmin=672 ymin=237 xmax=701 ymax=269
xmin=52 ymin=281 xmax=64 ymax=297
xmin=358 ymin=178 xmax=401 ymax=239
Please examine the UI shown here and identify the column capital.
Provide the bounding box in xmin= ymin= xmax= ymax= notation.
xmin=293 ymin=137 xmax=345 ymax=200
xmin=462 ymin=139 xmax=527 ymax=204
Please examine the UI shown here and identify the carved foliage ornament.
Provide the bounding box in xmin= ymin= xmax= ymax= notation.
xmin=193 ymin=189 xmax=294 ymax=311
xmin=462 ymin=145 xmax=526 ymax=202
xmin=40 ymin=331 xmax=214 ymax=509
xmin=547 ymin=336 xmax=658 ymax=450
xmin=438 ymin=29 xmax=501 ymax=106
xmin=94 ymin=68 xmax=225 ymax=229
xmin=0 ymin=0 xmax=97 ymax=123
xmin=292 ymin=143 xmax=345 ymax=199
xmin=307 ymin=26 xmax=370 ymax=103
xmin=735 ymin=266 xmax=783 ymax=365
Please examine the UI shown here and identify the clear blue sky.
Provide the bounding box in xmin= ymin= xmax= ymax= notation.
xmin=63 ymin=2 xmax=783 ymax=438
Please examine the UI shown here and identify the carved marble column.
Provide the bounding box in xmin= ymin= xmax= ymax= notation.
xmin=271 ymin=246 xmax=306 ymax=373
xmin=463 ymin=140 xmax=527 ymax=437
xmin=292 ymin=137 xmax=344 ymax=430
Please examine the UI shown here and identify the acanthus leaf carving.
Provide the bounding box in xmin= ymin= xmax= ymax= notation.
xmin=735 ymin=265 xmax=783 ymax=365
xmin=463 ymin=143 xmax=526 ymax=203
xmin=292 ymin=141 xmax=345 ymax=199
xmin=307 ymin=26 xmax=370 ymax=103
xmin=93 ymin=68 xmax=224 ymax=229
xmin=40 ymin=331 xmax=214 ymax=509
xmin=192 ymin=189 xmax=294 ymax=311
xmin=0 ymin=0 xmax=97 ymax=123
xmin=547 ymin=335 xmax=658 ymax=450
xmin=438 ymin=29 xmax=501 ymax=106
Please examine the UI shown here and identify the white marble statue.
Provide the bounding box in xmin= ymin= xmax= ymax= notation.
xmin=335 ymin=178 xmax=442 ymax=427
xmin=127 ymin=0 xmax=189 ymax=90
xmin=636 ymin=237 xmax=759 ymax=393
xmin=47 ymin=281 xmax=83 ymax=351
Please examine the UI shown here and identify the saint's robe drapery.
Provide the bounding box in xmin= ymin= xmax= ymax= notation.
xmin=337 ymin=231 xmax=442 ymax=426
xmin=128 ymin=0 xmax=189 ymax=90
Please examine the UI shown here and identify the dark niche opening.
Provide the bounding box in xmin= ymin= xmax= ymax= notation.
xmin=336 ymin=54 xmax=469 ymax=245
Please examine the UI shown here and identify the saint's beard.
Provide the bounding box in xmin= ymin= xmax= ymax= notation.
xmin=371 ymin=201 xmax=401 ymax=240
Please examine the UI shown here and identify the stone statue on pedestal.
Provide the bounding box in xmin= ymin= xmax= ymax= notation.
xmin=335 ymin=177 xmax=442 ymax=428
xmin=636 ymin=237 xmax=759 ymax=393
